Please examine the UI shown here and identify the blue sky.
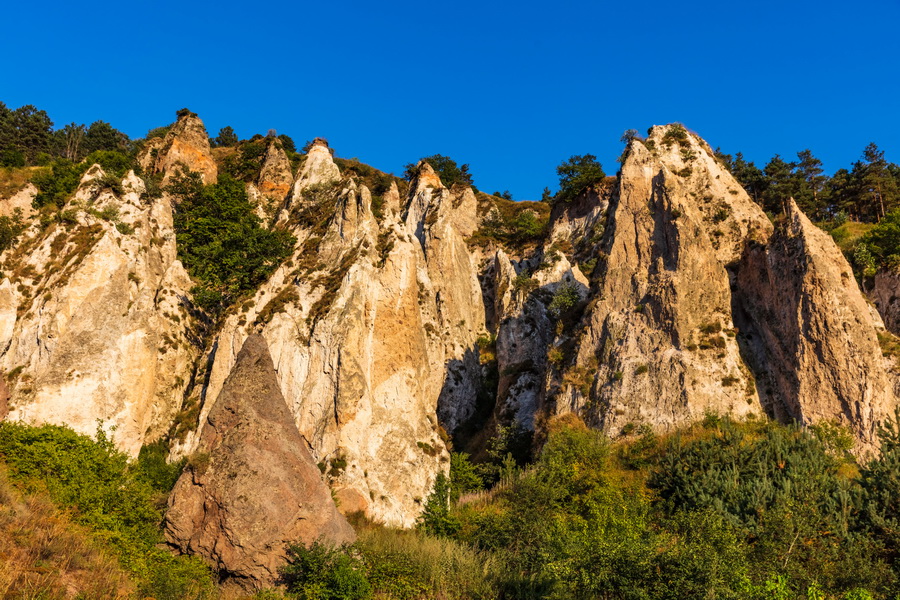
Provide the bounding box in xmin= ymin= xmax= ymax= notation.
xmin=2 ymin=0 xmax=898 ymax=200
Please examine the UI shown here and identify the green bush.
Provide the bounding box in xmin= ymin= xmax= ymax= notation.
xmin=0 ymin=421 xmax=215 ymax=599
xmin=280 ymin=541 xmax=371 ymax=600
xmin=554 ymin=154 xmax=605 ymax=204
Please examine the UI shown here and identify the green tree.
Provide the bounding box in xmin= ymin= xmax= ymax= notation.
xmin=554 ymin=154 xmax=605 ymax=204
xmin=214 ymin=126 xmax=238 ymax=147
xmin=404 ymin=154 xmax=473 ymax=188
xmin=794 ymin=149 xmax=827 ymax=218
xmin=861 ymin=143 xmax=899 ymax=220
xmin=417 ymin=472 xmax=461 ymax=537
xmin=171 ymin=172 xmax=295 ymax=314
xmin=82 ymin=120 xmax=130 ymax=155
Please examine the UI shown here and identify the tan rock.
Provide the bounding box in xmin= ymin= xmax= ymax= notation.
xmin=0 ymin=183 xmax=37 ymax=220
xmin=872 ymin=269 xmax=900 ymax=334
xmin=138 ymin=112 xmax=217 ymax=185
xmin=562 ymin=130 xmax=763 ymax=435
xmin=0 ymin=168 xmax=197 ymax=456
xmin=736 ymin=199 xmax=893 ymax=448
xmin=165 ymin=334 xmax=354 ymax=591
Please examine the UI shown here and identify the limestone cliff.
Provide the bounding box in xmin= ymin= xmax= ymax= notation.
xmin=553 ymin=126 xmax=765 ymax=435
xmin=165 ymin=334 xmax=353 ymax=591
xmin=0 ymin=167 xmax=197 ymax=456
xmin=736 ymin=199 xmax=893 ymax=448
xmin=179 ymin=153 xmax=485 ymax=526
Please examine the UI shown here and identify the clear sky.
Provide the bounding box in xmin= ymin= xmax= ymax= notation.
xmin=2 ymin=0 xmax=898 ymax=200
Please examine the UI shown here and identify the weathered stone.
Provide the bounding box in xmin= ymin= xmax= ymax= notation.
xmin=165 ymin=334 xmax=354 ymax=591
xmin=736 ymin=199 xmax=893 ymax=449
xmin=0 ymin=168 xmax=196 ymax=456
xmin=138 ymin=112 xmax=217 ymax=185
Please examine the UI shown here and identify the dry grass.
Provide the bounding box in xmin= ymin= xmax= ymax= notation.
xmin=0 ymin=470 xmax=132 ymax=600
xmin=0 ymin=167 xmax=44 ymax=199
xmin=829 ymin=220 xmax=874 ymax=254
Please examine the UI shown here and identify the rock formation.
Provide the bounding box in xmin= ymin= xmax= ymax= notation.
xmin=248 ymin=137 xmax=293 ymax=224
xmin=736 ymin=199 xmax=893 ymax=448
xmin=138 ymin=111 xmax=217 ymax=185
xmin=0 ymin=167 xmax=196 ymax=456
xmin=177 ymin=154 xmax=485 ymax=526
xmin=165 ymin=334 xmax=354 ymax=591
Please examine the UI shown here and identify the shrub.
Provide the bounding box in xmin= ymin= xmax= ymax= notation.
xmin=170 ymin=172 xmax=295 ymax=316
xmin=417 ymin=473 xmax=461 ymax=538
xmin=0 ymin=422 xmax=215 ymax=599
xmin=548 ymin=282 xmax=580 ymax=317
xmin=280 ymin=541 xmax=371 ymax=600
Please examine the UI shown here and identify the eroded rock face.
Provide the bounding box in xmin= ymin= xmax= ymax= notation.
xmin=0 ymin=183 xmax=37 ymax=219
xmin=138 ymin=112 xmax=217 ymax=184
xmin=562 ymin=127 xmax=765 ymax=435
xmin=736 ymin=199 xmax=893 ymax=448
xmin=248 ymin=138 xmax=294 ymax=225
xmin=0 ymin=168 xmax=196 ymax=456
xmin=177 ymin=155 xmax=485 ymax=526
xmin=165 ymin=334 xmax=354 ymax=591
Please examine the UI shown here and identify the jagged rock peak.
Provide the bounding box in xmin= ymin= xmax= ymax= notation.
xmin=291 ymin=139 xmax=341 ymax=195
xmin=257 ymin=137 xmax=293 ymax=201
xmin=139 ymin=110 xmax=217 ymax=185
xmin=165 ymin=334 xmax=354 ymax=591
xmin=736 ymin=198 xmax=894 ymax=450
xmin=632 ymin=123 xmax=773 ymax=264
xmin=412 ymin=161 xmax=444 ymax=192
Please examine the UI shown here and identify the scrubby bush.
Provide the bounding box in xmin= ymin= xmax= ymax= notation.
xmin=0 ymin=422 xmax=215 ymax=600
xmin=280 ymin=541 xmax=371 ymax=600
xmin=554 ymin=154 xmax=605 ymax=204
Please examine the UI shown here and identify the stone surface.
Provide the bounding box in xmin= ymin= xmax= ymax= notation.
xmin=165 ymin=334 xmax=354 ymax=591
xmin=736 ymin=199 xmax=894 ymax=449
xmin=138 ymin=113 xmax=217 ymax=184
xmin=176 ymin=154 xmax=486 ymax=526
xmin=0 ymin=183 xmax=37 ymax=219
xmin=562 ymin=127 xmax=765 ymax=435
xmin=0 ymin=168 xmax=196 ymax=456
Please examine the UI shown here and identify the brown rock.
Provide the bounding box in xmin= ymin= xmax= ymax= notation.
xmin=165 ymin=334 xmax=354 ymax=590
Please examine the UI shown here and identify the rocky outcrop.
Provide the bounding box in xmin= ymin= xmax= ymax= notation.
xmin=736 ymin=199 xmax=893 ymax=448
xmin=0 ymin=167 xmax=197 ymax=456
xmin=176 ymin=154 xmax=486 ymax=526
xmin=560 ymin=126 xmax=766 ymax=435
xmin=248 ymin=138 xmax=293 ymax=224
xmin=138 ymin=112 xmax=217 ymax=184
xmin=165 ymin=334 xmax=354 ymax=591
xmin=0 ymin=183 xmax=37 ymax=219
xmin=872 ymin=269 xmax=900 ymax=335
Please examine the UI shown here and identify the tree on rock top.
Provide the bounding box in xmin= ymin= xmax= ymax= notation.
xmin=553 ymin=154 xmax=605 ymax=204
xmin=404 ymin=154 xmax=474 ymax=188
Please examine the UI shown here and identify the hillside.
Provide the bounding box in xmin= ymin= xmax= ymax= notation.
xmin=1 ymin=107 xmax=900 ymax=598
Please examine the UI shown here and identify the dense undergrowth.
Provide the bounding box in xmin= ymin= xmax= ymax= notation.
xmin=4 ymin=414 xmax=900 ymax=599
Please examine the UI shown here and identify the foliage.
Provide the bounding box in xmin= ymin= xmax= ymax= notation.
xmin=404 ymin=154 xmax=473 ymax=188
xmin=213 ymin=125 xmax=238 ymax=147
xmin=417 ymin=473 xmax=461 ymax=537
xmin=0 ymin=209 xmax=26 ymax=252
xmin=548 ymin=282 xmax=580 ymax=317
xmin=280 ymin=541 xmax=371 ymax=600
xmin=358 ymin=526 xmax=500 ymax=600
xmin=449 ymin=452 xmax=483 ymax=502
xmin=0 ymin=422 xmax=215 ymax=599
xmin=170 ymin=171 xmax=295 ymax=315
xmin=554 ymin=154 xmax=605 ymax=204
xmin=31 ymin=150 xmax=134 ymax=209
